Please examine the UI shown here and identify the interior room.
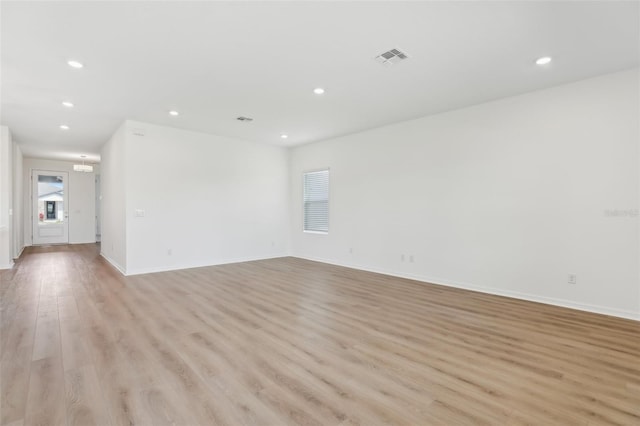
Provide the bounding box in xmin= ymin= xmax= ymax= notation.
xmin=1 ymin=1 xmax=638 ymax=425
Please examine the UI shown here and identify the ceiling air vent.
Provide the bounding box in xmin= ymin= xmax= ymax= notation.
xmin=236 ymin=116 xmax=254 ymax=122
xmin=375 ymin=48 xmax=409 ymax=65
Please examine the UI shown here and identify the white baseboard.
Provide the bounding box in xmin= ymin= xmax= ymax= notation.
xmin=13 ymin=245 xmax=25 ymax=260
xmin=99 ymin=252 xmax=126 ymax=275
xmin=0 ymin=261 xmax=14 ymax=270
xmin=102 ymin=253 xmax=290 ymax=276
xmin=28 ymin=241 xmax=100 ymax=247
xmin=294 ymin=255 xmax=640 ymax=322
xmin=125 ymin=253 xmax=290 ymax=276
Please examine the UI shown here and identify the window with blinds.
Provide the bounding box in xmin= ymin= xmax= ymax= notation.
xmin=303 ymin=169 xmax=329 ymax=233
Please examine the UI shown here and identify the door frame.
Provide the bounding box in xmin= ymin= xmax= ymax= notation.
xmin=32 ymin=169 xmax=69 ymax=245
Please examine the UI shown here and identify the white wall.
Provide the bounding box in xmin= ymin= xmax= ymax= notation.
xmin=100 ymin=123 xmax=127 ymax=272
xmin=0 ymin=126 xmax=14 ymax=269
xmin=23 ymin=158 xmax=98 ymax=246
xmin=123 ymin=121 xmax=291 ymax=274
xmin=290 ymin=69 xmax=640 ymax=320
xmin=101 ymin=120 xmax=291 ymax=275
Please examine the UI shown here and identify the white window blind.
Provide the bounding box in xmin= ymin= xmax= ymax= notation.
xmin=303 ymin=169 xmax=329 ymax=233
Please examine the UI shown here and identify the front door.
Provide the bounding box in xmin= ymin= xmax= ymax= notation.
xmin=32 ymin=170 xmax=69 ymax=245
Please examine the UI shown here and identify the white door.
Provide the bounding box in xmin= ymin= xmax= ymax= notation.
xmin=32 ymin=170 xmax=69 ymax=245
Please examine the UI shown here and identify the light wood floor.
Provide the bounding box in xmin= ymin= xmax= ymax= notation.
xmin=1 ymin=244 xmax=639 ymax=426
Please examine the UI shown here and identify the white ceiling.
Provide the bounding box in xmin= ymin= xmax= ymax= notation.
xmin=2 ymin=1 xmax=638 ymax=162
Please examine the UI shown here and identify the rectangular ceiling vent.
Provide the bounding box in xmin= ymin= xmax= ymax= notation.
xmin=375 ymin=48 xmax=409 ymax=66
xmin=236 ymin=116 xmax=254 ymax=122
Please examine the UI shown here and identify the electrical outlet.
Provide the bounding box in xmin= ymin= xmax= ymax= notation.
xmin=409 ymin=255 xmax=414 ymax=263
xmin=167 ymin=249 xmax=172 ymax=256
xmin=349 ymin=247 xmax=353 ymax=254
xmin=401 ymin=254 xmax=405 ymax=262
xmin=568 ymin=274 xmax=577 ymax=285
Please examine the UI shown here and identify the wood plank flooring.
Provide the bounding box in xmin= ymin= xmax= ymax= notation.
xmin=1 ymin=243 xmax=639 ymax=425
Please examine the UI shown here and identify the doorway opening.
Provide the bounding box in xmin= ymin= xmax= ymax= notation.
xmin=32 ymin=170 xmax=69 ymax=245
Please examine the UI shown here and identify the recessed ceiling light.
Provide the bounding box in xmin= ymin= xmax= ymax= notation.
xmin=62 ymin=101 xmax=74 ymax=108
xmin=313 ymin=88 xmax=325 ymax=95
xmin=535 ymin=56 xmax=552 ymax=65
xmin=169 ymin=110 xmax=179 ymax=116
xmin=59 ymin=125 xmax=70 ymax=130
xmin=67 ymin=60 xmax=84 ymax=69
xmin=281 ymin=134 xmax=289 ymax=139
